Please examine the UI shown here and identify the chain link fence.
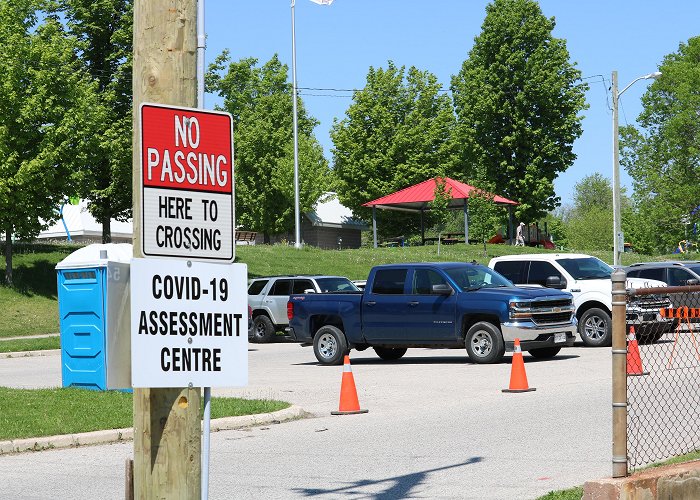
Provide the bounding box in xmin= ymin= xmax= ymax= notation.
xmin=625 ymin=285 xmax=700 ymax=470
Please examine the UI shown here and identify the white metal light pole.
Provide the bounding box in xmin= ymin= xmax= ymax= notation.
xmin=291 ymin=0 xmax=334 ymax=249
xmin=611 ymin=70 xmax=661 ymax=266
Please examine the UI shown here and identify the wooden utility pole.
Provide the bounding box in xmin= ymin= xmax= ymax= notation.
xmin=132 ymin=1 xmax=201 ymax=498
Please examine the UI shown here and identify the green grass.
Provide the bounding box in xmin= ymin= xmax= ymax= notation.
xmin=0 ymin=241 xmax=690 ymax=341
xmin=0 ymin=336 xmax=60 ymax=353
xmin=535 ymin=449 xmax=700 ymax=499
xmin=536 ymin=487 xmax=583 ymax=500
xmin=637 ymin=449 xmax=700 ymax=470
xmin=0 ymin=387 xmax=289 ymax=440
xmin=0 ymin=243 xmax=74 ymax=338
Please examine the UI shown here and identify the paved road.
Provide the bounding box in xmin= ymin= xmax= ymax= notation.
xmin=0 ymin=342 xmax=611 ymax=499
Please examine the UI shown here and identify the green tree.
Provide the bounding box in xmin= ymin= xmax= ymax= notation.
xmin=331 ymin=62 xmax=456 ymax=237
xmin=0 ymin=0 xmax=101 ymax=283
xmin=620 ymin=36 xmax=700 ymax=254
xmin=206 ymin=53 xmax=330 ymax=241
xmin=466 ymin=176 xmax=506 ymax=257
xmin=572 ymin=172 xmax=613 ymax=213
xmin=428 ymin=178 xmax=452 ymax=256
xmin=565 ymin=206 xmax=613 ymax=252
xmin=451 ymin=0 xmax=588 ymax=221
xmin=562 ymin=174 xmax=631 ymax=252
xmin=56 ymin=0 xmax=133 ymax=243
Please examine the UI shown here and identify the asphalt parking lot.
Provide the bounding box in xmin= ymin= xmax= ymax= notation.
xmin=0 ymin=341 xmax=612 ymax=499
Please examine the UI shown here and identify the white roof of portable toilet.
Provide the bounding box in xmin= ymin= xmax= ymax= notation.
xmin=56 ymin=243 xmax=133 ymax=270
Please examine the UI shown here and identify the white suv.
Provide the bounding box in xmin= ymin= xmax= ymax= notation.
xmin=489 ymin=253 xmax=671 ymax=346
xmin=248 ymin=275 xmax=359 ymax=343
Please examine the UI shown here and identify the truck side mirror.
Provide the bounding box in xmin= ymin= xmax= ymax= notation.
xmin=545 ymin=276 xmax=565 ymax=289
xmin=304 ymin=289 xmax=316 ymax=294
xmin=432 ymin=283 xmax=453 ymax=295
xmin=686 ymin=279 xmax=699 ymax=286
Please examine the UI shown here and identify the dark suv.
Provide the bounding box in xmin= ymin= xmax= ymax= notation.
xmin=626 ymin=261 xmax=700 ymax=287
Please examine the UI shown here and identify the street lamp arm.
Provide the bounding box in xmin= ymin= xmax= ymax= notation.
xmin=618 ymin=72 xmax=662 ymax=98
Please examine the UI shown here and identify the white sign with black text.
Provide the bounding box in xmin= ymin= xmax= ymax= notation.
xmin=130 ymin=258 xmax=248 ymax=388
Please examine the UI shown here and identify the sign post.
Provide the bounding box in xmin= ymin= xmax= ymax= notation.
xmin=131 ymin=3 xmax=245 ymax=499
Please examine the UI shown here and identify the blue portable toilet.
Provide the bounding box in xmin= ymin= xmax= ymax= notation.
xmin=56 ymin=243 xmax=132 ymax=390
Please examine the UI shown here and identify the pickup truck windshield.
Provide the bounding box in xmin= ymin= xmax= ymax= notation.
xmin=556 ymin=257 xmax=613 ymax=280
xmin=445 ymin=265 xmax=511 ymax=291
xmin=315 ymin=277 xmax=359 ymax=292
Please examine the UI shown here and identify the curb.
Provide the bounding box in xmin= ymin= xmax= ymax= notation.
xmin=0 ymin=349 xmax=61 ymax=359
xmin=0 ymin=405 xmax=308 ymax=455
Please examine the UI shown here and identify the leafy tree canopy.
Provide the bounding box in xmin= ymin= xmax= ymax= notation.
xmin=620 ymin=36 xmax=700 ymax=254
xmin=55 ymin=0 xmax=133 ymax=241
xmin=0 ymin=0 xmax=102 ymax=282
xmin=206 ymin=52 xmax=331 ymax=240
xmin=451 ymin=0 xmax=588 ymax=221
xmin=331 ymin=61 xmax=456 ymax=237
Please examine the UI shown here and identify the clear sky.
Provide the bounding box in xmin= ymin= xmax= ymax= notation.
xmin=204 ymin=0 xmax=700 ymax=208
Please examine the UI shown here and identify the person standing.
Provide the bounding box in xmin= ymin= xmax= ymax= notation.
xmin=515 ymin=222 xmax=526 ymax=246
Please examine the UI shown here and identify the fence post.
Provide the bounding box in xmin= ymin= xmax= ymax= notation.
xmin=611 ymin=268 xmax=628 ymax=477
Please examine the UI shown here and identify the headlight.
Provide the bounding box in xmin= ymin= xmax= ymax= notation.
xmin=509 ymin=300 xmax=532 ymax=319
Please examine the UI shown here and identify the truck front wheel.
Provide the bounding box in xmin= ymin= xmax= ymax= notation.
xmin=313 ymin=325 xmax=348 ymax=365
xmin=465 ymin=322 xmax=505 ymax=364
xmin=578 ymin=308 xmax=612 ymax=347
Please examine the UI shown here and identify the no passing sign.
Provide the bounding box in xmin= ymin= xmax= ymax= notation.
xmin=140 ymin=103 xmax=234 ymax=262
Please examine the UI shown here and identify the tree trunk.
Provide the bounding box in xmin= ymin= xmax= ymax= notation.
xmin=102 ymin=214 xmax=112 ymax=243
xmin=4 ymin=229 xmax=12 ymax=285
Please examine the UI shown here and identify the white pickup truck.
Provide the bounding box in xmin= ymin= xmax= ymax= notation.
xmin=247 ymin=275 xmax=359 ymax=343
xmin=489 ymin=253 xmax=672 ymax=346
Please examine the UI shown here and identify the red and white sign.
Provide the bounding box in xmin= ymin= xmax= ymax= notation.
xmin=140 ymin=103 xmax=234 ymax=262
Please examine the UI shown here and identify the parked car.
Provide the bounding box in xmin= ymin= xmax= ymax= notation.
xmin=489 ymin=253 xmax=672 ymax=346
xmin=248 ymin=275 xmax=359 ymax=343
xmin=287 ymin=262 xmax=577 ymax=365
xmin=626 ymin=261 xmax=700 ymax=287
xmin=351 ymin=279 xmax=367 ymax=291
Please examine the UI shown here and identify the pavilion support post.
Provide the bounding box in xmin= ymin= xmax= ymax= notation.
xmin=508 ymin=206 xmax=514 ymax=244
xmin=420 ymin=209 xmax=425 ymax=245
xmin=463 ymin=200 xmax=469 ymax=244
xmin=372 ymin=206 xmax=378 ymax=249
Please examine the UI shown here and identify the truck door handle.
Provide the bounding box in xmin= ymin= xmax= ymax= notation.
xmin=365 ymin=301 xmax=376 ymax=306
xmin=408 ymin=301 xmax=419 ymax=307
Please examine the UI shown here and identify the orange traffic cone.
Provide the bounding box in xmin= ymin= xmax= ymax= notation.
xmin=627 ymin=326 xmax=649 ymax=376
xmin=331 ymin=355 xmax=369 ymax=415
xmin=502 ymin=339 xmax=536 ymax=393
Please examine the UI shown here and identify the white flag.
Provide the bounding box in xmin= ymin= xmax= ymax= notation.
xmin=309 ymin=0 xmax=334 ymax=5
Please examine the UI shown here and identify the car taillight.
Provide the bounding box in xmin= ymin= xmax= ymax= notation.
xmin=287 ymin=301 xmax=294 ymax=320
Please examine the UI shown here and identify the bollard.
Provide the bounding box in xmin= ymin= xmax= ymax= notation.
xmin=611 ymin=268 xmax=628 ymax=478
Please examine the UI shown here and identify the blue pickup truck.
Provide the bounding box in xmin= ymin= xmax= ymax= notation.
xmin=287 ymin=262 xmax=578 ymax=365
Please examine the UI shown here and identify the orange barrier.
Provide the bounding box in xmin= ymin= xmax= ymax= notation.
xmin=660 ymin=307 xmax=700 ymax=319
xmin=502 ymin=339 xmax=536 ymax=393
xmin=331 ymin=355 xmax=368 ymax=415
xmin=627 ymin=326 xmax=649 ymax=376
xmin=662 ymin=307 xmax=700 ymax=368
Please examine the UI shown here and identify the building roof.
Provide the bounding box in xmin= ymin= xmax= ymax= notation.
xmin=306 ymin=193 xmax=368 ymax=230
xmin=362 ymin=177 xmax=518 ymax=212
xmin=38 ymin=200 xmax=133 ymax=240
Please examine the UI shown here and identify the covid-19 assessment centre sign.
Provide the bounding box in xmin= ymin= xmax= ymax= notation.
xmin=140 ymin=103 xmax=234 ymax=262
